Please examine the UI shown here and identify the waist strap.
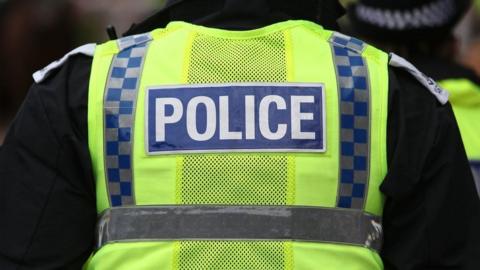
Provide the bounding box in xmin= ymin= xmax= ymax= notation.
xmin=96 ymin=206 xmax=383 ymax=251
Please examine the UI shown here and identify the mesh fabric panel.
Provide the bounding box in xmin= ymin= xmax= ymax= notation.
xmin=176 ymin=30 xmax=292 ymax=269
xmin=177 ymin=154 xmax=292 ymax=205
xmin=187 ymin=32 xmax=287 ymax=83
xmin=175 ymin=241 xmax=292 ymax=270
xmin=181 ymin=28 xmax=290 ymax=206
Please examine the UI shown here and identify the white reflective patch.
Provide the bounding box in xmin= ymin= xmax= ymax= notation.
xmin=259 ymin=95 xmax=288 ymax=141
xmin=219 ymin=96 xmax=242 ymax=140
xmin=245 ymin=95 xmax=256 ymax=140
xmin=291 ymin=96 xmax=316 ymax=140
xmin=187 ymin=96 xmax=217 ymax=142
xmin=33 ymin=43 xmax=96 ymax=83
xmin=389 ymin=53 xmax=449 ymax=105
xmin=145 ymin=83 xmax=327 ymax=155
xmin=156 ymin=98 xmax=183 ymax=142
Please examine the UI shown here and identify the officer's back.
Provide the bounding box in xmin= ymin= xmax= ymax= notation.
xmin=0 ymin=0 xmax=479 ymax=269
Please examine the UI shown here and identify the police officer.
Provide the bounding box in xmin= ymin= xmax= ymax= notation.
xmin=0 ymin=0 xmax=479 ymax=269
xmin=348 ymin=0 xmax=480 ymax=196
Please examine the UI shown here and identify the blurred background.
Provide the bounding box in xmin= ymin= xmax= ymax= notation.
xmin=0 ymin=0 xmax=479 ymax=144
xmin=0 ymin=0 xmax=167 ymax=143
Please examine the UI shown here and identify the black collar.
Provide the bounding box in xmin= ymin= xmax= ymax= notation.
xmin=123 ymin=0 xmax=344 ymax=36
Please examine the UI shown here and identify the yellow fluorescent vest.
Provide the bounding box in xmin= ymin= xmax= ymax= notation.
xmin=439 ymin=79 xmax=480 ymax=195
xmin=86 ymin=20 xmax=389 ymax=270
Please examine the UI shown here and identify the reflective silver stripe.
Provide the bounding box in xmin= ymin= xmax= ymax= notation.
xmin=96 ymin=206 xmax=383 ymax=251
xmin=330 ymin=32 xmax=371 ymax=210
xmin=103 ymin=33 xmax=152 ymax=207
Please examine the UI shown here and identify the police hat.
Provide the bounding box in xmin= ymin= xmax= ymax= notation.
xmin=348 ymin=0 xmax=472 ymax=42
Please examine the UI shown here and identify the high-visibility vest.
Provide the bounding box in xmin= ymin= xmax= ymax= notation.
xmin=439 ymin=79 xmax=480 ymax=196
xmin=85 ymin=20 xmax=389 ymax=270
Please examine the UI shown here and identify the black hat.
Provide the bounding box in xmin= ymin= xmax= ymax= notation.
xmin=348 ymin=0 xmax=472 ymax=42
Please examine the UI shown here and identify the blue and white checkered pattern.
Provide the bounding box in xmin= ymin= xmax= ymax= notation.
xmin=104 ymin=33 xmax=152 ymax=207
xmin=330 ymin=32 xmax=366 ymax=54
xmin=330 ymin=32 xmax=370 ymax=209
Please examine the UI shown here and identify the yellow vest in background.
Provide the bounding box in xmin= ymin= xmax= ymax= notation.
xmin=440 ymin=79 xmax=480 ymax=195
xmin=86 ymin=20 xmax=389 ymax=270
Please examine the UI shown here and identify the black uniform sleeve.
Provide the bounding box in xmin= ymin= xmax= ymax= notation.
xmin=0 ymin=55 xmax=96 ymax=270
xmin=381 ymin=67 xmax=480 ymax=270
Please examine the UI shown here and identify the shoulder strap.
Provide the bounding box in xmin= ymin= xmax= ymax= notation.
xmin=389 ymin=53 xmax=449 ymax=105
xmin=33 ymin=43 xmax=96 ymax=83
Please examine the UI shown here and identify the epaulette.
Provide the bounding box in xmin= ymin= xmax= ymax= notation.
xmin=33 ymin=43 xmax=96 ymax=83
xmin=389 ymin=53 xmax=449 ymax=104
